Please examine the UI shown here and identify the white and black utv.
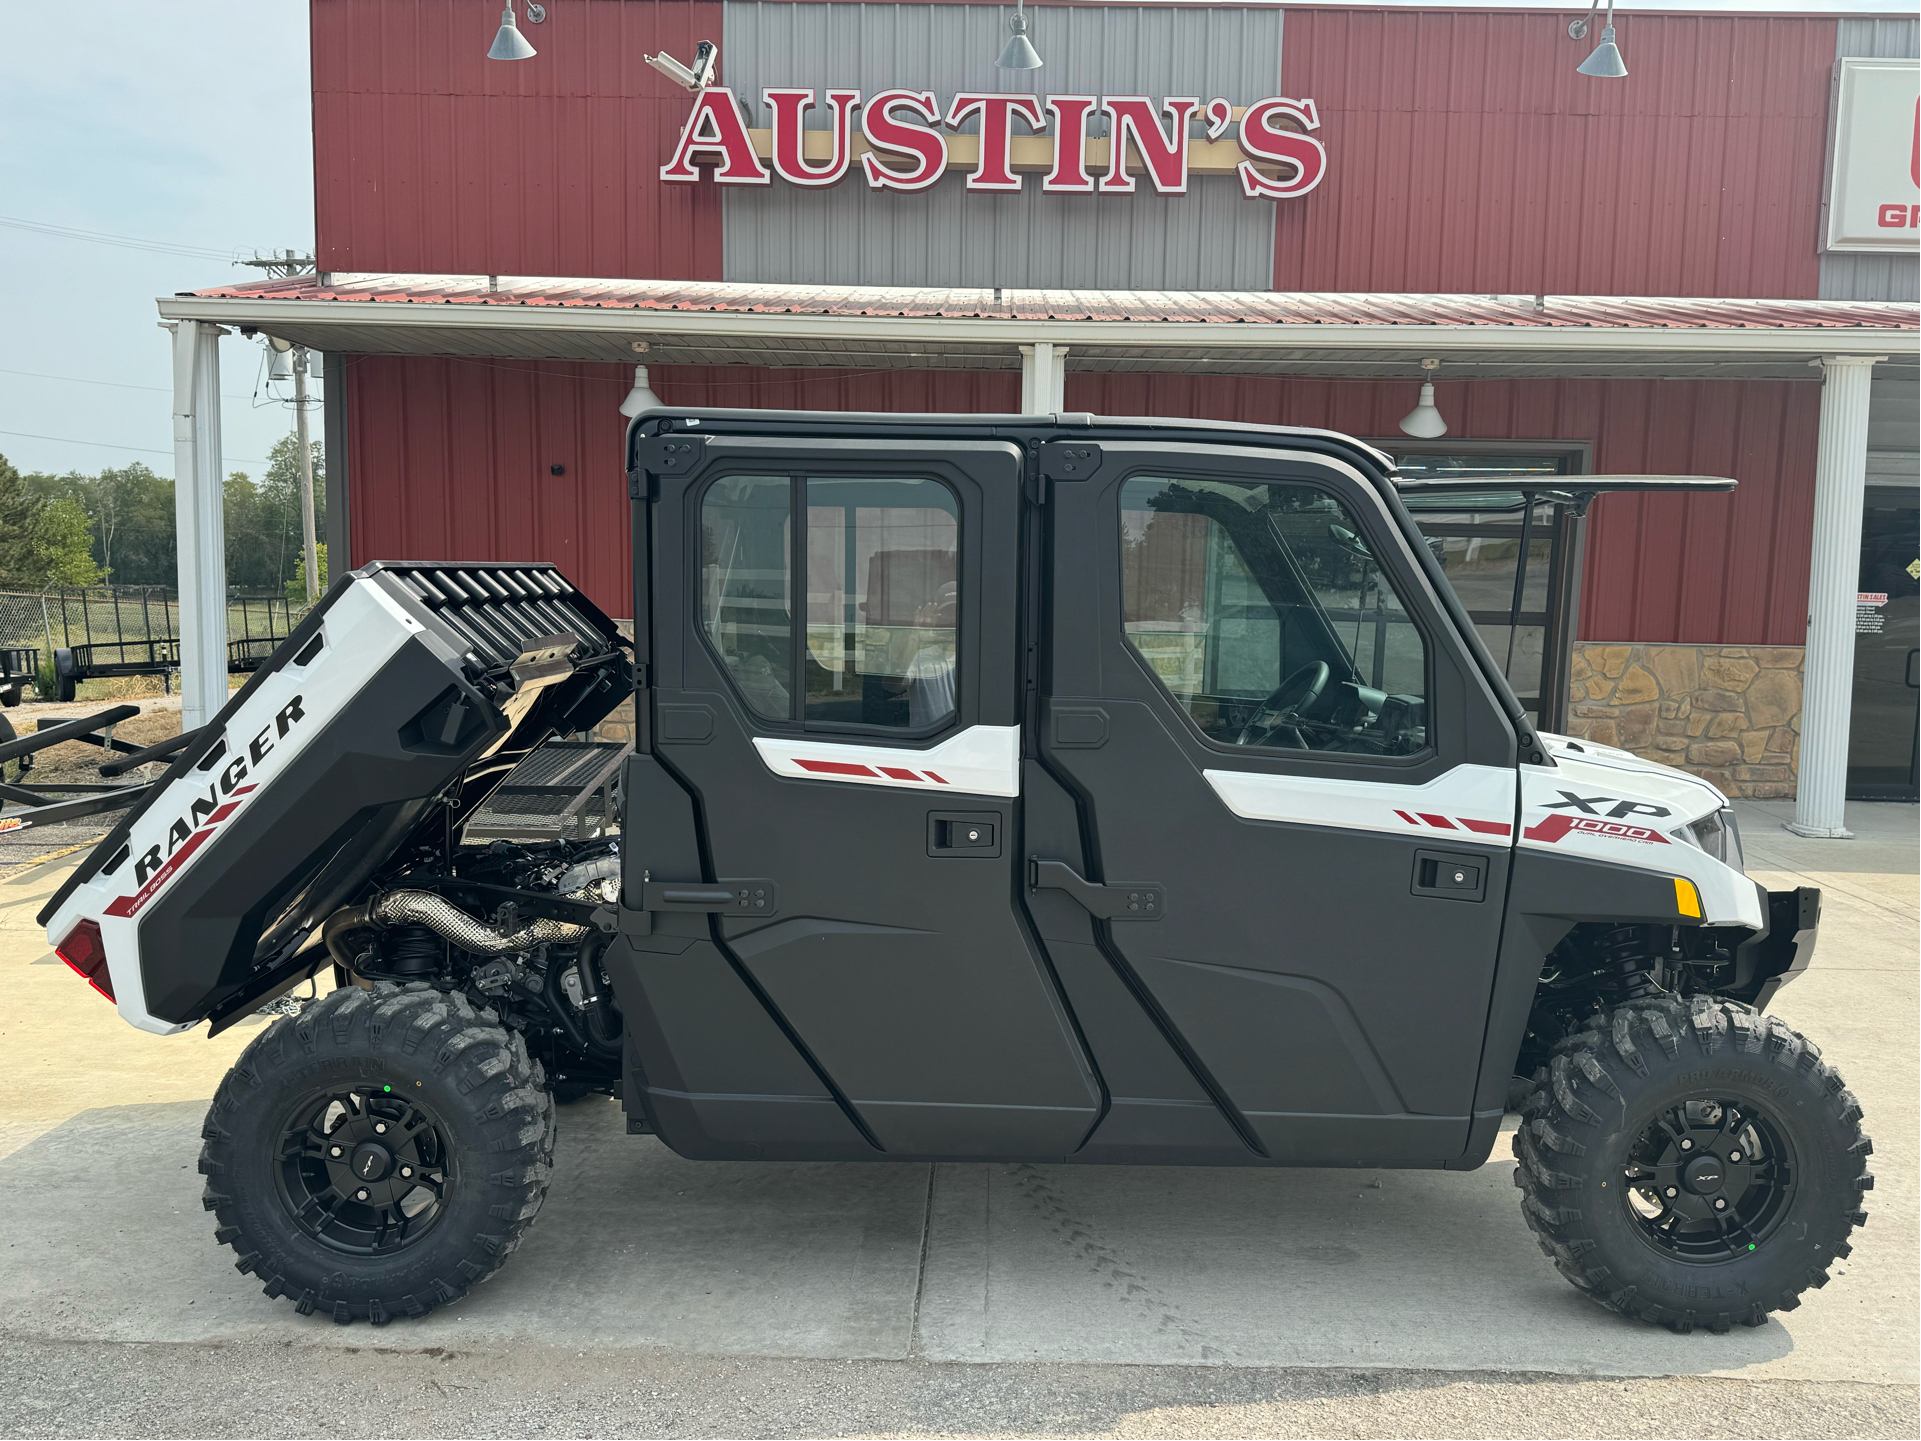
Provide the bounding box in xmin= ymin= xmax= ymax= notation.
xmin=42 ymin=413 xmax=1867 ymax=1334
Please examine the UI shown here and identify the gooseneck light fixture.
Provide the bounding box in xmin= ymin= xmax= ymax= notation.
xmin=996 ymin=0 xmax=1043 ymax=71
xmin=1398 ymin=359 xmax=1448 ymax=439
xmin=1570 ymin=0 xmax=1627 ymax=78
xmin=488 ymin=1 xmax=537 ymax=61
xmin=619 ymin=365 xmax=664 ymax=419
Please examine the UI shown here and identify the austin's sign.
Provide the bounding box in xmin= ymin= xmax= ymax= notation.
xmin=661 ymin=89 xmax=1326 ymax=200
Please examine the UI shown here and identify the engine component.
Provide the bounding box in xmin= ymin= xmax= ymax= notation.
xmin=369 ymin=888 xmax=589 ymax=956
xmin=555 ymin=853 xmax=621 ymax=901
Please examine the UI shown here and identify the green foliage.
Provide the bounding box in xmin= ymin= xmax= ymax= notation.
xmin=0 ymin=453 xmax=101 ymax=587
xmin=32 ymin=497 xmax=101 ymax=586
xmin=26 ymin=461 xmax=177 ymax=587
xmin=35 ymin=658 xmax=58 ymax=701
xmin=228 ymin=436 xmax=324 ymax=591
xmin=6 ymin=436 xmax=322 ymax=592
xmin=288 ymin=543 xmax=327 ymax=608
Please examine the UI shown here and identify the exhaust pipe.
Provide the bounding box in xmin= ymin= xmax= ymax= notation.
xmin=322 ymin=889 xmax=589 ymax=969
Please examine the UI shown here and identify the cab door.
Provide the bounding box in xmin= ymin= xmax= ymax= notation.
xmin=643 ymin=433 xmax=1099 ymax=1158
xmin=1039 ymin=442 xmax=1520 ymax=1165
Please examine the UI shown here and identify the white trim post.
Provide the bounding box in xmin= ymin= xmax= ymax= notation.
xmin=1788 ymin=354 xmax=1884 ymax=838
xmin=170 ymin=319 xmax=230 ymax=732
xmin=1019 ymin=342 xmax=1068 ymax=413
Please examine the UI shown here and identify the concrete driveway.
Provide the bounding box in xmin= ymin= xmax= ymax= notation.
xmin=1 ymin=802 xmax=1913 ymax=1437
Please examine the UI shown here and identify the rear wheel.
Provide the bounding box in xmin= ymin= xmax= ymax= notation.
xmin=1513 ymin=997 xmax=1872 ymax=1333
xmin=199 ymin=982 xmax=555 ymax=1324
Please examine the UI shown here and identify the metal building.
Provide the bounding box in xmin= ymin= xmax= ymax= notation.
xmin=161 ymin=0 xmax=1919 ymax=832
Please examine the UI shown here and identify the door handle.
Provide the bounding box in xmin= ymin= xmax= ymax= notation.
xmin=640 ymin=879 xmax=777 ymax=915
xmin=1029 ymin=857 xmax=1164 ymax=920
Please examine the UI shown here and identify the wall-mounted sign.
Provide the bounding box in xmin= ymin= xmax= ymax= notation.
xmin=660 ymin=88 xmax=1326 ymax=200
xmin=1822 ymin=57 xmax=1920 ymax=253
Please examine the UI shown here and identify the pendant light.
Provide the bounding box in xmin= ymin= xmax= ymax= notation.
xmin=619 ymin=365 xmax=663 ymax=418
xmin=997 ymin=0 xmax=1042 ymax=71
xmin=1398 ymin=360 xmax=1448 ymax=439
xmin=1571 ymin=0 xmax=1627 ymax=78
xmin=489 ymin=2 xmax=537 ymax=61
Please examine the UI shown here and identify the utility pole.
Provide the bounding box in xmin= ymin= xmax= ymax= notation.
xmin=293 ymin=347 xmax=319 ymax=603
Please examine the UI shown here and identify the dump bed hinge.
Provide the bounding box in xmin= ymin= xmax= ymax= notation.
xmin=1029 ymin=857 xmax=1163 ymax=920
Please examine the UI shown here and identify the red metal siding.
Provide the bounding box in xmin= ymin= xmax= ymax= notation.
xmin=1065 ymin=373 xmax=1820 ymax=646
xmin=313 ymin=2 xmax=1840 ymax=299
xmin=349 ymin=360 xmax=1817 ymax=645
xmin=312 ymin=0 xmax=723 ymax=280
xmin=1275 ymin=9 xmax=1838 ymax=298
xmin=344 ymin=358 xmax=1016 ymax=616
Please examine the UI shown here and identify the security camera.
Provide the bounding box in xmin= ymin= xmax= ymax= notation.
xmin=644 ymin=40 xmax=719 ymax=93
xmin=689 ymin=40 xmax=718 ymax=88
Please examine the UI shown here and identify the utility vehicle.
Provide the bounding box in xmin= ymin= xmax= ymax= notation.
xmin=41 ymin=413 xmax=1868 ymax=1333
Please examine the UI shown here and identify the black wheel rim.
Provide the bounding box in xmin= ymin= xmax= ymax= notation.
xmin=1621 ymin=1095 xmax=1797 ymax=1264
xmin=275 ymin=1084 xmax=452 ymax=1256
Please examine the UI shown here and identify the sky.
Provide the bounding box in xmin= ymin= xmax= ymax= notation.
xmin=0 ymin=2 xmax=316 ymax=484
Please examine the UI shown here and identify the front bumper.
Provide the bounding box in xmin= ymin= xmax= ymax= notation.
xmin=1741 ymin=886 xmax=1822 ymax=1011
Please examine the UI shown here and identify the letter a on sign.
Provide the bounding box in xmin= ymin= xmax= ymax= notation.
xmin=660 ymin=86 xmax=771 ymax=185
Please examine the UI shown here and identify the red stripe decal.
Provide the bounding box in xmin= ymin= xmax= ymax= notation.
xmin=878 ymin=767 xmax=922 ymax=781
xmin=104 ymin=828 xmax=214 ymax=919
xmin=922 ymin=771 xmax=948 ymax=785
xmin=1394 ymin=810 xmax=1420 ymax=825
xmin=1416 ymin=813 xmax=1456 ymax=829
xmin=1457 ymin=818 xmax=1513 ymax=836
xmin=795 ymin=759 xmax=879 ymax=778
xmin=100 ymin=782 xmax=259 ymax=919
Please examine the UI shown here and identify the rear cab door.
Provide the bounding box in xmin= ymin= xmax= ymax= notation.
xmin=1037 ymin=437 xmax=1524 ymax=1165
xmin=626 ymin=427 xmax=1099 ymax=1159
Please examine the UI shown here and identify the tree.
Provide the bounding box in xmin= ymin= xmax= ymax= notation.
xmin=28 ymin=497 xmax=101 ymax=586
xmin=0 ymin=453 xmax=99 ymax=588
xmin=260 ymin=434 xmax=325 ymax=592
xmin=288 ymin=543 xmax=327 ymax=608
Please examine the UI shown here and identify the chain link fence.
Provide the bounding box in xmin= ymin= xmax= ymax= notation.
xmin=0 ymin=587 xmax=301 ymax=693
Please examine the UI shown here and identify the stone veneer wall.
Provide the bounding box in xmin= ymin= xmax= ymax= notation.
xmin=1564 ymin=644 xmax=1804 ymax=799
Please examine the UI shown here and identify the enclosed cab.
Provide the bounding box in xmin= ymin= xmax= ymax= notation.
xmin=43 ymin=414 xmax=1867 ymax=1335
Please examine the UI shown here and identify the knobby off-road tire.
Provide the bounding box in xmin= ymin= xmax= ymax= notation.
xmin=1514 ymin=996 xmax=1872 ymax=1333
xmin=199 ymin=982 xmax=556 ymax=1325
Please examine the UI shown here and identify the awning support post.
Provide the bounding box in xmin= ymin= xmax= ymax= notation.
xmin=169 ymin=319 xmax=231 ymax=733
xmin=1788 ymin=353 xmax=1884 ymax=839
xmin=1020 ymin=342 xmax=1068 ymax=414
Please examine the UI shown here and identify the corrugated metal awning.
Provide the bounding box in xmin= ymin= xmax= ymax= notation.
xmin=159 ymin=274 xmax=1919 ymax=380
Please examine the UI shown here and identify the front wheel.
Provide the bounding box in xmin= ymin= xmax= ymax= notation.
xmin=1513 ymin=997 xmax=1872 ymax=1333
xmin=199 ymin=982 xmax=555 ymax=1324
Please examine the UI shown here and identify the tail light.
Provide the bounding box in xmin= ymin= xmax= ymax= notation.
xmin=56 ymin=920 xmax=114 ymax=1001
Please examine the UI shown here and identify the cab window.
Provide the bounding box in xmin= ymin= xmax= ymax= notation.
xmin=700 ymin=474 xmax=960 ymax=733
xmin=1119 ymin=476 xmax=1428 ymax=755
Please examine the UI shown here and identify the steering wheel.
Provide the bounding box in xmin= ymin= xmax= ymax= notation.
xmin=1236 ymin=661 xmax=1330 ymax=749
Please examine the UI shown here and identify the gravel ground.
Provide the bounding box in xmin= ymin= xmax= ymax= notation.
xmin=0 ymin=1340 xmax=1913 ymax=1439
xmin=0 ymin=702 xmax=179 ymax=879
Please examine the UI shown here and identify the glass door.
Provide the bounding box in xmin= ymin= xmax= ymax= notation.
xmin=1847 ymin=487 xmax=1919 ymax=800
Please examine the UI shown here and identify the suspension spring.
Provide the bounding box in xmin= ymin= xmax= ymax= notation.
xmin=1596 ymin=924 xmax=1664 ymax=1002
